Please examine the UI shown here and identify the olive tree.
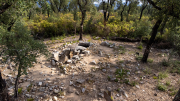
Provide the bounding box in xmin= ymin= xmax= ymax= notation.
xmin=0 ymin=20 xmax=49 ymax=98
xmin=141 ymin=0 xmax=180 ymax=62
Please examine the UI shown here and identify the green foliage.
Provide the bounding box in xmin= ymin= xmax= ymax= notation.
xmin=130 ymin=81 xmax=138 ymax=86
xmin=158 ymin=71 xmax=168 ymax=80
xmin=157 ymin=83 xmax=167 ymax=92
xmin=161 ymin=59 xmax=170 ymax=67
xmin=115 ymin=69 xmax=129 ymax=79
xmin=165 ymin=81 xmax=171 ymax=86
xmin=147 ymin=58 xmax=153 ymax=63
xmin=18 ymin=88 xmax=23 ymax=94
xmin=137 ymin=43 xmax=143 ymax=50
xmin=153 ymin=76 xmax=158 ymax=79
xmin=27 ymin=98 xmax=34 ymax=101
xmin=136 ymin=56 xmax=143 ymax=60
xmin=169 ymin=90 xmax=178 ymax=96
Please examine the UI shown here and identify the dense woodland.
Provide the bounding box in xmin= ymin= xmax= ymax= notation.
xmin=0 ymin=0 xmax=180 ymax=100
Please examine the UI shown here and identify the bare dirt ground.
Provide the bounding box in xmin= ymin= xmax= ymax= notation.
xmin=1 ymin=35 xmax=180 ymax=101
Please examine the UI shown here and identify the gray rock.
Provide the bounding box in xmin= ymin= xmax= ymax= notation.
xmin=100 ymin=41 xmax=110 ymax=47
xmin=98 ymin=93 xmax=104 ymax=98
xmin=76 ymin=79 xmax=85 ymax=84
xmin=78 ymin=42 xmax=92 ymax=47
xmin=53 ymin=89 xmax=59 ymax=94
xmin=82 ymin=88 xmax=86 ymax=93
xmin=91 ymin=60 xmax=96 ymax=65
xmin=59 ymin=54 xmax=68 ymax=63
xmin=38 ymin=82 xmax=42 ymax=86
xmin=51 ymin=60 xmax=56 ymax=66
xmin=66 ymin=60 xmax=72 ymax=64
xmin=52 ymin=52 xmax=59 ymax=61
xmin=25 ymin=94 xmax=31 ymax=98
xmin=72 ymin=55 xmax=79 ymax=60
xmin=102 ymin=69 xmax=106 ymax=72
xmin=53 ymin=96 xmax=58 ymax=101
xmin=67 ymin=87 xmax=74 ymax=93
xmin=70 ymin=81 xmax=73 ymax=86
xmin=75 ymin=91 xmax=80 ymax=95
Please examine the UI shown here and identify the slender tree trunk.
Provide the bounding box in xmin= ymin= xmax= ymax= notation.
xmin=121 ymin=1 xmax=127 ymax=21
xmin=104 ymin=11 xmax=107 ymax=26
xmin=139 ymin=4 xmax=147 ymax=21
xmin=141 ymin=19 xmax=162 ymax=62
xmin=48 ymin=10 xmax=49 ymax=17
xmin=29 ymin=11 xmax=31 ymax=20
xmin=75 ymin=22 xmax=76 ymax=35
xmin=173 ymin=88 xmax=180 ymax=101
xmin=160 ymin=16 xmax=168 ymax=36
xmin=0 ymin=71 xmax=9 ymax=101
xmin=14 ymin=64 xmax=21 ymax=98
xmin=79 ymin=10 xmax=86 ymax=40
xmin=126 ymin=3 xmax=132 ymax=22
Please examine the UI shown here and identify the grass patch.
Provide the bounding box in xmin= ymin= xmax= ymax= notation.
xmin=136 ymin=56 xmax=143 ymax=61
xmin=165 ymin=81 xmax=171 ymax=86
xmin=18 ymin=87 xmax=23 ymax=94
xmin=137 ymin=44 xmax=143 ymax=50
xmin=147 ymin=58 xmax=153 ymax=63
xmin=27 ymin=98 xmax=34 ymax=101
xmin=118 ymin=46 xmax=126 ymax=54
xmin=157 ymin=83 xmax=167 ymax=92
xmin=130 ymin=81 xmax=138 ymax=86
xmin=115 ymin=69 xmax=129 ymax=79
xmin=123 ymin=79 xmax=129 ymax=84
xmin=169 ymin=87 xmax=175 ymax=91
xmin=169 ymin=90 xmax=178 ymax=96
xmin=143 ymin=67 xmax=152 ymax=74
xmin=158 ymin=71 xmax=168 ymax=80
xmin=162 ymin=59 xmax=170 ymax=67
xmin=153 ymin=76 xmax=158 ymax=79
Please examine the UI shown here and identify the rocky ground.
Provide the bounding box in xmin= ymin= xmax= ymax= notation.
xmin=1 ymin=35 xmax=180 ymax=101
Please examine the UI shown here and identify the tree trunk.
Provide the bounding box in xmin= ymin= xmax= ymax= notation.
xmin=126 ymin=3 xmax=132 ymax=22
xmin=75 ymin=22 xmax=76 ymax=35
xmin=121 ymin=1 xmax=127 ymax=21
xmin=0 ymin=71 xmax=9 ymax=101
xmin=141 ymin=19 xmax=162 ymax=62
xmin=160 ymin=16 xmax=168 ymax=36
xmin=104 ymin=11 xmax=107 ymax=26
xmin=29 ymin=11 xmax=31 ymax=20
xmin=48 ymin=10 xmax=49 ymax=17
xmin=14 ymin=64 xmax=21 ymax=98
xmin=79 ymin=10 xmax=86 ymax=40
xmin=173 ymin=88 xmax=180 ymax=101
xmin=139 ymin=4 xmax=147 ymax=21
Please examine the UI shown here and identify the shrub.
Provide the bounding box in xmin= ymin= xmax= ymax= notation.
xmin=157 ymin=83 xmax=167 ymax=91
xmin=158 ymin=71 xmax=168 ymax=80
xmin=162 ymin=59 xmax=170 ymax=67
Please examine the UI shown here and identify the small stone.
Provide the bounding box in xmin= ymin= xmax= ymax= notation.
xmin=76 ymin=91 xmax=80 ymax=95
xmin=70 ymin=81 xmax=73 ymax=86
xmin=67 ymin=60 xmax=72 ymax=64
xmin=76 ymin=79 xmax=85 ymax=84
xmin=53 ymin=96 xmax=58 ymax=101
xmin=91 ymin=60 xmax=96 ymax=65
xmin=154 ymin=93 xmax=157 ymax=96
xmin=25 ymin=94 xmax=31 ymax=98
xmin=99 ymin=93 xmax=104 ymax=98
xmin=53 ymin=89 xmax=59 ymax=94
xmin=116 ymin=94 xmax=120 ymax=97
xmin=121 ymin=64 xmax=125 ymax=67
xmin=135 ymin=85 xmax=140 ymax=89
xmin=82 ymin=88 xmax=86 ymax=93
xmin=102 ymin=69 xmax=106 ymax=72
xmin=38 ymin=82 xmax=42 ymax=86
xmin=51 ymin=60 xmax=56 ymax=66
